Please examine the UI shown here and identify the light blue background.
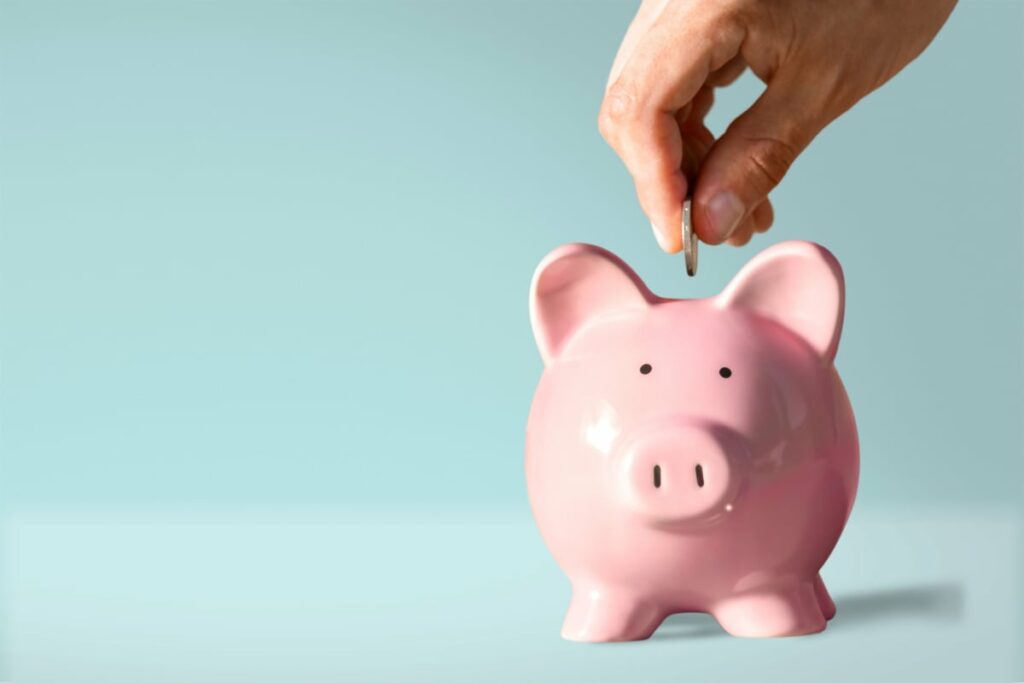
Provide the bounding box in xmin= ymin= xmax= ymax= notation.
xmin=0 ymin=1 xmax=1021 ymax=680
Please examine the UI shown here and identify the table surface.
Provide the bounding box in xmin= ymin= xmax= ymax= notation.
xmin=2 ymin=504 xmax=1020 ymax=682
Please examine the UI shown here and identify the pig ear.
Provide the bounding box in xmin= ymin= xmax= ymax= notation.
xmin=717 ymin=241 xmax=845 ymax=361
xmin=530 ymin=243 xmax=653 ymax=364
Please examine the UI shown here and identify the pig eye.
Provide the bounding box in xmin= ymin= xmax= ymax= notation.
xmin=719 ymin=367 xmax=732 ymax=378
xmin=639 ymin=363 xmax=652 ymax=375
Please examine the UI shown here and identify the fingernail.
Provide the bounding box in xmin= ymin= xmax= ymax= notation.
xmin=650 ymin=221 xmax=673 ymax=252
xmin=706 ymin=192 xmax=745 ymax=241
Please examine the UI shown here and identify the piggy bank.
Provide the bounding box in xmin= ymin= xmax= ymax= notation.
xmin=525 ymin=241 xmax=858 ymax=640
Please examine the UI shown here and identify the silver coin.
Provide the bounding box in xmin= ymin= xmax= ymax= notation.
xmin=683 ymin=198 xmax=697 ymax=277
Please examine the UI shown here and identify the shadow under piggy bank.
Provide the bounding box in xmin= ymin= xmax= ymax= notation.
xmin=650 ymin=583 xmax=964 ymax=640
xmin=827 ymin=582 xmax=964 ymax=632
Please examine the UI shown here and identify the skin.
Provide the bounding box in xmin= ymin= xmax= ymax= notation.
xmin=599 ymin=0 xmax=958 ymax=251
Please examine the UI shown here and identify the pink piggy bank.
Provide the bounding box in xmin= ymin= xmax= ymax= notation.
xmin=525 ymin=241 xmax=858 ymax=640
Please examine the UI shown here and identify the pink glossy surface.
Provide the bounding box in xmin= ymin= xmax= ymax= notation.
xmin=525 ymin=241 xmax=858 ymax=641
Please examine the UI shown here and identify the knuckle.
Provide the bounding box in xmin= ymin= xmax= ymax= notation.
xmin=600 ymin=82 xmax=639 ymax=130
xmin=702 ymin=5 xmax=746 ymax=55
xmin=597 ymin=107 xmax=616 ymax=142
xmin=704 ymin=10 xmax=739 ymax=44
xmin=745 ymin=136 xmax=798 ymax=191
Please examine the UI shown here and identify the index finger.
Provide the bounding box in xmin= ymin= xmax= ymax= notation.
xmin=599 ymin=9 xmax=744 ymax=250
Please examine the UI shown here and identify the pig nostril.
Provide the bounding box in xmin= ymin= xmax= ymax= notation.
xmin=653 ymin=465 xmax=661 ymax=489
xmin=695 ymin=464 xmax=704 ymax=488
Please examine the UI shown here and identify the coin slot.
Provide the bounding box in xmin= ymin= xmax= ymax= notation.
xmin=695 ymin=464 xmax=704 ymax=488
xmin=653 ymin=464 xmax=662 ymax=489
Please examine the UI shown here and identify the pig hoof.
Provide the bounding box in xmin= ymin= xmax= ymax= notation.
xmin=561 ymin=588 xmax=662 ymax=642
xmin=712 ymin=585 xmax=826 ymax=637
xmin=814 ymin=574 xmax=837 ymax=621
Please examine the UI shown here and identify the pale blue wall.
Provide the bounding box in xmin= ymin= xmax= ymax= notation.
xmin=1 ymin=0 xmax=1020 ymax=512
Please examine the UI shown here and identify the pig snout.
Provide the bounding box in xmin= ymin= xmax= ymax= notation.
xmin=617 ymin=422 xmax=736 ymax=524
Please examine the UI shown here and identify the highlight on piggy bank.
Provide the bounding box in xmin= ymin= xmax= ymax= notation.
xmin=525 ymin=241 xmax=859 ymax=641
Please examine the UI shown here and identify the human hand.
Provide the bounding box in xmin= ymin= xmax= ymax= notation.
xmin=599 ymin=0 xmax=957 ymax=250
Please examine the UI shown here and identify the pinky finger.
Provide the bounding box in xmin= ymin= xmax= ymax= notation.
xmin=752 ymin=200 xmax=774 ymax=233
xmin=727 ymin=200 xmax=772 ymax=246
xmin=726 ymin=215 xmax=756 ymax=246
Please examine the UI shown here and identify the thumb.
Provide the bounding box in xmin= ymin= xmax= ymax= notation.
xmin=692 ymin=76 xmax=830 ymax=244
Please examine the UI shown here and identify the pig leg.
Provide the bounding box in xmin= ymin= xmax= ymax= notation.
xmin=711 ymin=581 xmax=826 ymax=637
xmin=814 ymin=573 xmax=837 ymax=621
xmin=561 ymin=584 xmax=663 ymax=642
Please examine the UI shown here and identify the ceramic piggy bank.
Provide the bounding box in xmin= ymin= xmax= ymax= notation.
xmin=525 ymin=241 xmax=858 ymax=641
